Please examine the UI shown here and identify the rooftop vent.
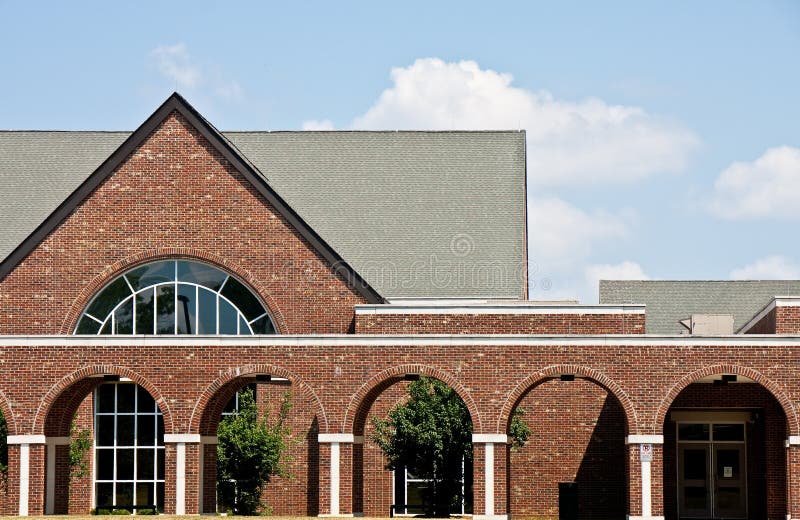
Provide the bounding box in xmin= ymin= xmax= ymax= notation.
xmin=679 ymin=314 xmax=734 ymax=335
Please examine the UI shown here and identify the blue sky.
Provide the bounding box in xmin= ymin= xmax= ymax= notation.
xmin=2 ymin=1 xmax=799 ymax=302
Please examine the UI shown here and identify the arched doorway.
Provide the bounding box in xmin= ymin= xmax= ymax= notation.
xmin=349 ymin=371 xmax=478 ymax=517
xmin=661 ymin=372 xmax=789 ymax=519
xmin=504 ymin=372 xmax=631 ymax=519
xmin=194 ymin=368 xmax=325 ymax=516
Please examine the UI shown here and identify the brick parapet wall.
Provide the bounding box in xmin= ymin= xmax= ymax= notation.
xmin=777 ymin=307 xmax=800 ymax=334
xmin=355 ymin=312 xmax=645 ymax=334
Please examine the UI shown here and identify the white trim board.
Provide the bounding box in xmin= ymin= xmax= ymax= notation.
xmin=6 ymin=333 xmax=800 ymax=347
xmin=355 ymin=303 xmax=645 ymax=315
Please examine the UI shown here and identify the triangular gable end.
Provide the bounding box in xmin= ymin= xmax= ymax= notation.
xmin=0 ymin=92 xmax=384 ymax=304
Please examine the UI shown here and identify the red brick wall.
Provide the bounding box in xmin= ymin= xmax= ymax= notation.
xmin=0 ymin=111 xmax=367 ymax=336
xmin=508 ymin=378 xmax=627 ymax=519
xmin=777 ymin=307 xmax=800 ymax=334
xmin=355 ymin=312 xmax=645 ymax=334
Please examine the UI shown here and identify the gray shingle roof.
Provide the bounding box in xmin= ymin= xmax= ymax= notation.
xmin=0 ymin=130 xmax=526 ymax=299
xmin=600 ymin=280 xmax=800 ymax=334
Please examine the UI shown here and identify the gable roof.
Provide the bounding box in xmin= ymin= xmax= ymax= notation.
xmin=0 ymin=93 xmax=383 ymax=303
xmin=600 ymin=280 xmax=800 ymax=334
xmin=0 ymin=94 xmax=527 ymax=299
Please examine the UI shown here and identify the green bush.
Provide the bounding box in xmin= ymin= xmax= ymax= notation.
xmin=92 ymin=508 xmax=111 ymax=515
xmin=135 ymin=508 xmax=157 ymax=515
xmin=217 ymin=387 xmax=292 ymax=515
xmin=111 ymin=508 xmax=131 ymax=515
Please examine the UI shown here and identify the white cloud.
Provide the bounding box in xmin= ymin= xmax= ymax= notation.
xmin=528 ymin=196 xmax=631 ymax=270
xmin=151 ymin=43 xmax=200 ymax=89
xmin=302 ymin=119 xmax=335 ymax=131
xmin=730 ymin=255 xmax=800 ymax=280
xmin=216 ymin=81 xmax=243 ymax=101
xmin=585 ymin=261 xmax=649 ymax=297
xmin=314 ymin=58 xmax=698 ymax=184
xmin=708 ymin=146 xmax=800 ymax=219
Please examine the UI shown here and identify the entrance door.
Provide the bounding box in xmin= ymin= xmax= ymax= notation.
xmin=678 ymin=445 xmax=711 ymax=518
xmin=713 ymin=445 xmax=746 ymax=518
xmin=677 ymin=421 xmax=747 ymax=519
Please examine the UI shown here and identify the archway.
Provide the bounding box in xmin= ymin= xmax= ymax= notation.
xmin=661 ymin=368 xmax=791 ymax=520
xmin=348 ymin=367 xmax=479 ymax=517
xmin=501 ymin=368 xmax=632 ymax=519
xmin=194 ymin=366 xmax=325 ymax=515
xmin=36 ymin=366 xmax=172 ymax=514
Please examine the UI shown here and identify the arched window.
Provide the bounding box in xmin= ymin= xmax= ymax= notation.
xmin=75 ymin=260 xmax=275 ymax=335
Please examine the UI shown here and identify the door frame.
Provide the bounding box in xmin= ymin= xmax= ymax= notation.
xmin=673 ymin=410 xmax=750 ymax=519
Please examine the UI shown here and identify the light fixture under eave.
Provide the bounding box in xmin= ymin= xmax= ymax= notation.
xmin=404 ymin=374 xmax=421 ymax=381
xmin=255 ymin=374 xmax=272 ymax=382
xmin=560 ymin=374 xmax=575 ymax=382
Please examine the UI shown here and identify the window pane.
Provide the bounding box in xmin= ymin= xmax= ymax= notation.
xmin=221 ymin=277 xmax=265 ymax=321
xmin=86 ymin=277 xmax=131 ymax=319
xmin=76 ymin=315 xmax=101 ymax=334
xmin=157 ymin=449 xmax=165 ymax=477
xmin=136 ymin=483 xmax=154 ymax=508
xmin=157 ymin=482 xmax=165 ymax=510
xmin=116 ymin=482 xmax=134 ymax=508
xmin=197 ymin=288 xmax=216 ymax=334
xmin=177 ymin=261 xmax=227 ymax=290
xmin=126 ymin=262 xmax=173 ymax=291
xmin=157 ymin=416 xmax=164 ymax=444
xmin=713 ymin=424 xmax=745 ymax=442
xmin=219 ymin=298 xmax=237 ymax=334
xmin=137 ymin=415 xmax=155 ymax=446
xmin=99 ymin=320 xmax=112 ymax=335
xmin=117 ymin=384 xmax=135 ymax=413
xmin=118 ymin=416 xmax=135 ymax=446
xmin=97 ymin=385 xmax=116 ymax=413
xmin=239 ymin=315 xmax=250 ymax=334
xmin=135 ymin=288 xmax=155 ymax=335
xmin=678 ymin=423 xmax=710 ymax=441
xmin=96 ymin=483 xmax=114 ymax=507
xmin=137 ymin=386 xmax=155 ymax=413
xmin=156 ymin=285 xmax=175 ymax=334
xmin=117 ymin=449 xmax=134 ymax=480
xmin=250 ymin=314 xmax=275 ymax=334
xmin=176 ymin=284 xmax=196 ymax=335
xmin=97 ymin=416 xmax=115 ymax=446
xmin=137 ymin=449 xmax=154 ymax=480
xmin=114 ymin=299 xmax=134 ymax=335
xmin=96 ymin=449 xmax=114 ymax=480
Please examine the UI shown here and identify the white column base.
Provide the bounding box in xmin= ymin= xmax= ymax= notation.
xmin=627 ymin=516 xmax=665 ymax=520
xmin=19 ymin=443 xmax=29 ymax=516
xmin=474 ymin=515 xmax=508 ymax=520
xmin=484 ymin=442 xmax=495 ymax=516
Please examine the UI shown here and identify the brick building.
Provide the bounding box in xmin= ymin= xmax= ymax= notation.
xmin=0 ymin=93 xmax=798 ymax=519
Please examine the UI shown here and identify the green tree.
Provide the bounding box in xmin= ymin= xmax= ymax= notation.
xmin=0 ymin=407 xmax=7 ymax=474
xmin=217 ymin=387 xmax=292 ymax=515
xmin=372 ymin=378 xmax=473 ymax=517
xmin=372 ymin=377 xmax=531 ymax=517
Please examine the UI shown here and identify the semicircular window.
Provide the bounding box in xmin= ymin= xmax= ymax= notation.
xmin=75 ymin=260 xmax=275 ymax=335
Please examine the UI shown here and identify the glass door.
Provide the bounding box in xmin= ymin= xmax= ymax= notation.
xmin=676 ymin=421 xmax=747 ymax=519
xmin=678 ymin=444 xmax=711 ymax=518
xmin=713 ymin=445 xmax=746 ymax=518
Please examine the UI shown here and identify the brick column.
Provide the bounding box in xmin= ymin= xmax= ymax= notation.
xmin=787 ymin=436 xmax=800 ymax=517
xmin=164 ymin=434 xmax=202 ymax=515
xmin=7 ymin=435 xmax=46 ymax=516
xmin=318 ymin=434 xmax=360 ymax=516
xmin=44 ymin=436 xmax=71 ymax=514
xmin=626 ymin=435 xmax=664 ymax=520
xmin=200 ymin=436 xmax=218 ymax=514
xmin=473 ymin=434 xmax=508 ymax=520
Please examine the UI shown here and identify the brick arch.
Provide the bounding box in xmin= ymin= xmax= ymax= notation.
xmin=189 ymin=363 xmax=328 ymax=435
xmin=343 ymin=364 xmax=482 ymax=435
xmin=60 ymin=248 xmax=289 ymax=335
xmin=32 ymin=365 xmax=175 ymax=436
xmin=655 ymin=364 xmax=799 ymax=435
xmin=0 ymin=388 xmax=18 ymax=436
xmin=497 ymin=364 xmax=638 ymax=434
